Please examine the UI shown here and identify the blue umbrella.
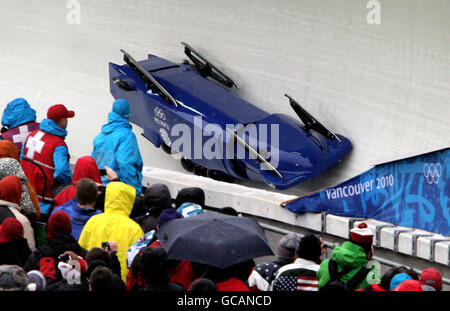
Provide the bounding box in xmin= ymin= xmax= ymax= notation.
xmin=155 ymin=211 xmax=273 ymax=269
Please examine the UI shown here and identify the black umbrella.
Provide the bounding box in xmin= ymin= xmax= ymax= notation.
xmin=155 ymin=211 xmax=273 ymax=269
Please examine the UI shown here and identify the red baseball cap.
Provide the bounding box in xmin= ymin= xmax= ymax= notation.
xmin=419 ymin=268 xmax=443 ymax=291
xmin=47 ymin=104 xmax=75 ymax=122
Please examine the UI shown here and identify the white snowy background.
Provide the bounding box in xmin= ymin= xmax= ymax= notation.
xmin=0 ymin=0 xmax=449 ymax=196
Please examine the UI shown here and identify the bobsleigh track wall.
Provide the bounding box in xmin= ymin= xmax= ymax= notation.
xmin=1 ymin=1 xmax=449 ymax=285
xmin=139 ymin=164 xmax=450 ymax=285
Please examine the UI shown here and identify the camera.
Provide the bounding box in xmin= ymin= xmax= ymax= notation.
xmin=99 ymin=169 xmax=107 ymax=176
xmin=58 ymin=253 xmax=70 ymax=262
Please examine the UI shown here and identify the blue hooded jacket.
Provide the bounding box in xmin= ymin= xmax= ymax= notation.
xmin=1 ymin=98 xmax=37 ymax=129
xmin=91 ymin=111 xmax=143 ymax=195
xmin=52 ymin=198 xmax=101 ymax=241
xmin=20 ymin=118 xmax=73 ymax=215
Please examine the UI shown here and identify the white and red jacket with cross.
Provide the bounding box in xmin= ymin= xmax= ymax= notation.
xmin=1 ymin=121 xmax=40 ymax=152
xmin=21 ymin=129 xmax=69 ymax=203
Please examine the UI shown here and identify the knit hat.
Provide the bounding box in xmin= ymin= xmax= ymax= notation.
xmin=419 ymin=268 xmax=442 ymax=291
xmin=175 ymin=187 xmax=205 ymax=208
xmin=143 ymin=183 xmax=173 ymax=216
xmin=0 ymin=218 xmax=24 ymax=244
xmin=297 ymin=234 xmax=322 ymax=263
xmin=112 ymin=99 xmax=130 ymax=119
xmin=157 ymin=208 xmax=183 ymax=228
xmin=176 ymin=202 xmax=204 ymax=218
xmin=0 ymin=265 xmax=29 ymax=291
xmin=277 ymin=233 xmax=300 ymax=260
xmin=390 ymin=273 xmax=412 ymax=291
xmin=46 ymin=210 xmax=72 ymax=239
xmin=26 ymin=270 xmax=46 ymax=291
xmin=393 ymin=279 xmax=423 ymax=291
xmin=350 ymin=223 xmax=374 ymax=244
xmin=0 ymin=175 xmax=22 ymax=205
xmin=219 ymin=207 xmax=239 ymax=217
xmin=47 ymin=104 xmax=75 ymax=122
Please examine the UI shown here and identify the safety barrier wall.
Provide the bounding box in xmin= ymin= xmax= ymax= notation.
xmin=141 ymin=166 xmax=450 ymax=268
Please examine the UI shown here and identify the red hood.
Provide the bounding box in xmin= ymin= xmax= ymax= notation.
xmin=72 ymin=156 xmax=102 ymax=184
xmin=0 ymin=175 xmax=22 ymax=205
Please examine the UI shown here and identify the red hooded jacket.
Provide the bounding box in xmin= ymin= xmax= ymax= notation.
xmin=54 ymin=156 xmax=102 ymax=207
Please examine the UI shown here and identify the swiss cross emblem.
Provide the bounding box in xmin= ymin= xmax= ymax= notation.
xmin=25 ymin=131 xmax=46 ymax=159
xmin=12 ymin=125 xmax=32 ymax=144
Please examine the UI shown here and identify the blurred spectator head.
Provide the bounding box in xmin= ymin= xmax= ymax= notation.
xmin=0 ymin=218 xmax=24 ymax=243
xmin=112 ymin=99 xmax=130 ymax=119
xmin=175 ymin=187 xmax=205 ymax=208
xmin=419 ymin=268 xmax=442 ymax=291
xmin=46 ymin=210 xmax=72 ymax=239
xmin=297 ymin=234 xmax=323 ymax=264
xmin=218 ymin=207 xmax=240 ymax=217
xmin=276 ymin=233 xmax=300 ymax=260
xmin=381 ymin=266 xmax=418 ymax=290
xmin=72 ymin=156 xmax=102 ymax=185
xmin=75 ymin=178 xmax=98 ymax=206
xmin=26 ymin=270 xmax=46 ymax=291
xmin=157 ymin=208 xmax=183 ymax=228
xmin=2 ymin=98 xmax=36 ymax=127
xmin=86 ymin=259 xmax=109 ymax=280
xmin=393 ymin=279 xmax=423 ymax=291
xmin=90 ymin=266 xmax=114 ymax=291
xmin=0 ymin=140 xmax=19 ymax=161
xmin=176 ymin=202 xmax=203 ymax=218
xmin=350 ymin=223 xmax=374 ymax=257
xmin=390 ymin=273 xmax=412 ymax=291
xmin=85 ymin=248 xmax=111 ymax=267
xmin=140 ymin=247 xmax=170 ymax=286
xmin=0 ymin=175 xmax=22 ymax=205
xmin=0 ymin=265 xmax=29 ymax=291
xmin=143 ymin=183 xmax=172 ymax=216
xmin=189 ymin=278 xmax=217 ymax=292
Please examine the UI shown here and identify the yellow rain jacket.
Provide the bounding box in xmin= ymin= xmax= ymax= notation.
xmin=79 ymin=181 xmax=144 ymax=282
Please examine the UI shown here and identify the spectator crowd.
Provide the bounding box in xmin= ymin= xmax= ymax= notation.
xmin=0 ymin=98 xmax=445 ymax=292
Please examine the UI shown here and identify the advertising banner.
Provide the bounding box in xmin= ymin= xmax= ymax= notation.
xmin=283 ymin=147 xmax=449 ymax=236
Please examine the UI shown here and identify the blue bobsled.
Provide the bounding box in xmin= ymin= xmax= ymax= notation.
xmin=108 ymin=42 xmax=352 ymax=190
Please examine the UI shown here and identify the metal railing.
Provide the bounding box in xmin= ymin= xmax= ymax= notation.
xmin=259 ymin=222 xmax=450 ymax=286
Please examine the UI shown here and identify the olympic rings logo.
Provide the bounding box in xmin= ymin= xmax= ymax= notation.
xmin=154 ymin=107 xmax=166 ymax=120
xmin=423 ymin=163 xmax=442 ymax=185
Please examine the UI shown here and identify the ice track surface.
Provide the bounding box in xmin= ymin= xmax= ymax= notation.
xmin=0 ymin=0 xmax=449 ymax=196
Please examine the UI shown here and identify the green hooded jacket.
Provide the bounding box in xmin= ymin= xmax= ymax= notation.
xmin=317 ymin=241 xmax=370 ymax=290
